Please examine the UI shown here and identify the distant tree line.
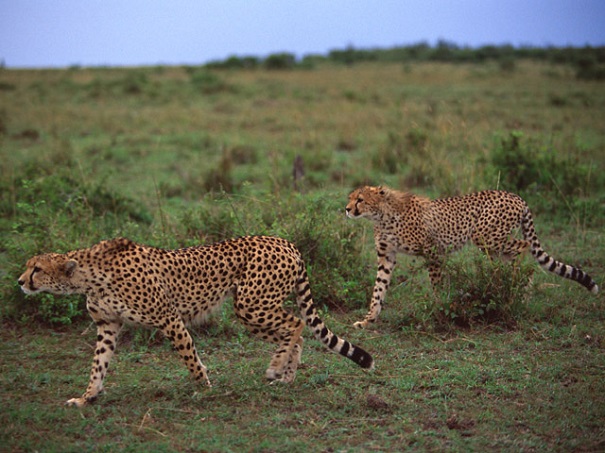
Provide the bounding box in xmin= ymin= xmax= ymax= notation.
xmin=204 ymin=40 xmax=605 ymax=80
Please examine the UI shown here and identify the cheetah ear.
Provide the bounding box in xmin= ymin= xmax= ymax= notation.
xmin=63 ymin=260 xmax=78 ymax=277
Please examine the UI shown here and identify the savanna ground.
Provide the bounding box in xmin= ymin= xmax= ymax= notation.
xmin=0 ymin=58 xmax=604 ymax=452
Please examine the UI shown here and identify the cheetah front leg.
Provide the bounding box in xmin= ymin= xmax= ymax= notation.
xmin=66 ymin=319 xmax=122 ymax=407
xmin=354 ymin=250 xmax=396 ymax=329
xmin=160 ymin=317 xmax=211 ymax=387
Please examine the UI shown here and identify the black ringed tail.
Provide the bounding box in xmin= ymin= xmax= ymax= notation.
xmin=521 ymin=206 xmax=599 ymax=294
xmin=295 ymin=264 xmax=374 ymax=369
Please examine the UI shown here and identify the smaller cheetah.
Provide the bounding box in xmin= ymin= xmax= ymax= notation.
xmin=18 ymin=236 xmax=373 ymax=406
xmin=346 ymin=186 xmax=599 ymax=328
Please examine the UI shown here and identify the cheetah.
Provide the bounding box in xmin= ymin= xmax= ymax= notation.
xmin=18 ymin=236 xmax=373 ymax=406
xmin=346 ymin=186 xmax=599 ymax=328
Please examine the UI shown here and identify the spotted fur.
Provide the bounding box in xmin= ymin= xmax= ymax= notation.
xmin=346 ymin=186 xmax=599 ymax=328
xmin=18 ymin=236 xmax=373 ymax=406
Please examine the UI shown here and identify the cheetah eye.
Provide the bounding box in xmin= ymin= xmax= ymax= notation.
xmin=33 ymin=266 xmax=42 ymax=273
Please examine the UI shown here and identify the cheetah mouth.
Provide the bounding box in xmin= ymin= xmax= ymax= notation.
xmin=20 ymin=285 xmax=39 ymax=295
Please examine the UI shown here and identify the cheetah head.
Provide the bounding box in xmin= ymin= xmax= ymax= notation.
xmin=346 ymin=186 xmax=387 ymax=220
xmin=18 ymin=253 xmax=79 ymax=295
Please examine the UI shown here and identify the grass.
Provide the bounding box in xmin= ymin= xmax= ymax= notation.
xmin=0 ymin=60 xmax=604 ymax=451
xmin=1 ymin=287 xmax=603 ymax=451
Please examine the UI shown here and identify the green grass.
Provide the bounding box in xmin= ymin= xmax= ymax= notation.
xmin=1 ymin=289 xmax=603 ymax=452
xmin=1 ymin=60 xmax=604 ymax=451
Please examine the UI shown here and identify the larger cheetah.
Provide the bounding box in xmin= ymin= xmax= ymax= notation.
xmin=18 ymin=236 xmax=373 ymax=406
xmin=346 ymin=186 xmax=599 ymax=328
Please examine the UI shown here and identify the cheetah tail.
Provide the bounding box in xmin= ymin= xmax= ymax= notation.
xmin=295 ymin=266 xmax=374 ymax=369
xmin=522 ymin=207 xmax=599 ymax=294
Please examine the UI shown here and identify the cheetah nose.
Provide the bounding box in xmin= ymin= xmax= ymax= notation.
xmin=17 ymin=278 xmax=25 ymax=286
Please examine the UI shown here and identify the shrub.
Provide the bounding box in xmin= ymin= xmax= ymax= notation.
xmin=205 ymin=55 xmax=259 ymax=70
xmin=432 ymin=251 xmax=535 ymax=329
xmin=264 ymin=53 xmax=296 ymax=70
xmin=490 ymin=131 xmax=598 ymax=195
xmin=190 ymin=70 xmax=229 ymax=94
xmin=87 ymin=71 xmax=152 ymax=98
xmin=575 ymin=56 xmax=605 ymax=80
xmin=121 ymin=72 xmax=149 ymax=94
xmin=267 ymin=193 xmax=373 ymax=311
xmin=1 ymin=166 xmax=152 ymax=325
xmin=203 ymin=147 xmax=236 ymax=193
xmin=489 ymin=131 xmax=605 ymax=226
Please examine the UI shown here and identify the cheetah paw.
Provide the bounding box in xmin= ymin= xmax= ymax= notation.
xmin=65 ymin=397 xmax=88 ymax=407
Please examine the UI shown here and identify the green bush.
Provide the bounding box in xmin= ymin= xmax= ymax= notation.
xmin=433 ymin=251 xmax=535 ymax=329
xmin=489 ymin=131 xmax=605 ymax=226
xmin=0 ymin=164 xmax=152 ymax=324
xmin=267 ymin=193 xmax=372 ymax=311
xmin=264 ymin=53 xmax=296 ymax=70
xmin=575 ymin=56 xmax=605 ymax=80
xmin=190 ymin=70 xmax=230 ymax=94
xmin=490 ymin=131 xmax=594 ymax=195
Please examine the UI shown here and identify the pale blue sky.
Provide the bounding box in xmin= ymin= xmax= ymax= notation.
xmin=2 ymin=0 xmax=604 ymax=68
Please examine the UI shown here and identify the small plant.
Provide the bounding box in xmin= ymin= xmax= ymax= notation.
xmin=121 ymin=71 xmax=149 ymax=95
xmin=432 ymin=251 xmax=535 ymax=329
xmin=203 ymin=147 xmax=236 ymax=193
xmin=489 ymin=131 xmax=605 ymax=226
xmin=490 ymin=131 xmax=540 ymax=191
xmin=264 ymin=52 xmax=296 ymax=70
xmin=575 ymin=55 xmax=605 ymax=81
xmin=190 ymin=70 xmax=229 ymax=94
xmin=35 ymin=293 xmax=84 ymax=325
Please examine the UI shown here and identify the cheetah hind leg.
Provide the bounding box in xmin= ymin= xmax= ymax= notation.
xmin=265 ymin=320 xmax=305 ymax=383
xmin=499 ymin=238 xmax=530 ymax=262
xmin=484 ymin=239 xmax=534 ymax=297
xmin=273 ymin=337 xmax=304 ymax=384
xmin=501 ymin=239 xmax=534 ymax=296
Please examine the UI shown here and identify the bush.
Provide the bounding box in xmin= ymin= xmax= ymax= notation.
xmin=87 ymin=71 xmax=152 ymax=98
xmin=264 ymin=53 xmax=296 ymax=70
xmin=0 ymin=165 xmax=152 ymax=325
xmin=489 ymin=131 xmax=605 ymax=226
xmin=490 ymin=131 xmax=600 ymax=196
xmin=267 ymin=193 xmax=373 ymax=311
xmin=205 ymin=55 xmax=259 ymax=70
xmin=575 ymin=56 xmax=605 ymax=80
xmin=190 ymin=70 xmax=230 ymax=94
xmin=178 ymin=191 xmax=372 ymax=312
xmin=432 ymin=251 xmax=535 ymax=329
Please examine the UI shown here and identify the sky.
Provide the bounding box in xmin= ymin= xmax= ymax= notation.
xmin=1 ymin=0 xmax=604 ymax=68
